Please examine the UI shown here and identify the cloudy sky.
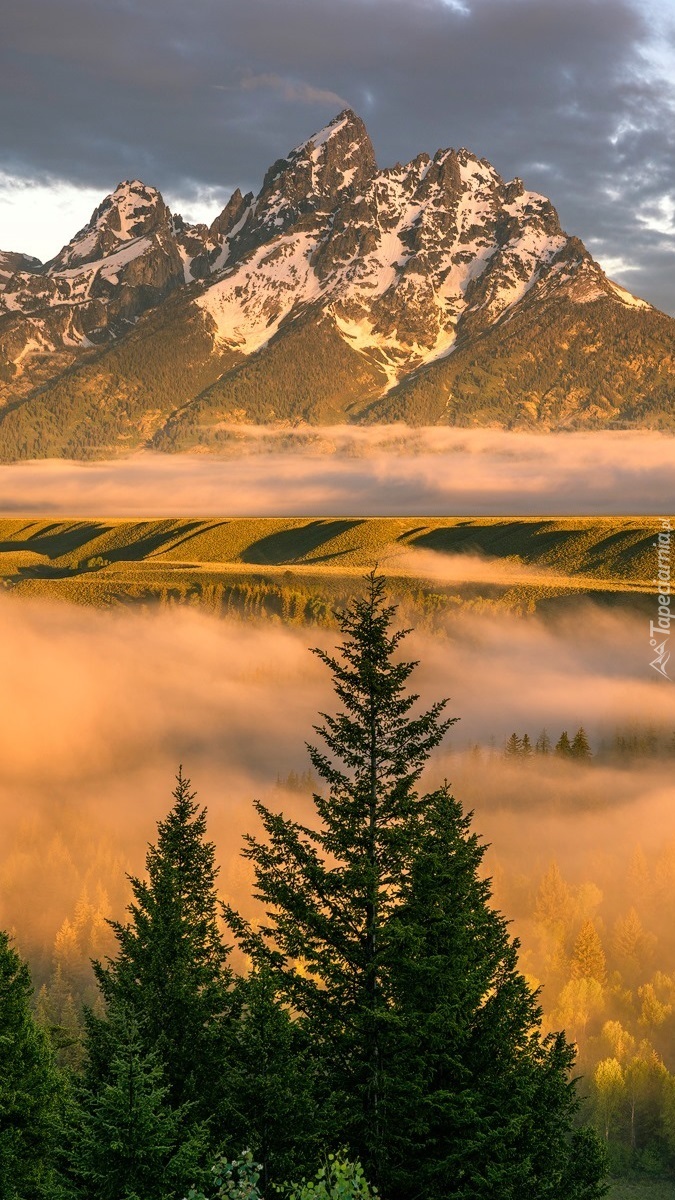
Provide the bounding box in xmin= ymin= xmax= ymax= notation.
xmin=2 ymin=0 xmax=675 ymax=311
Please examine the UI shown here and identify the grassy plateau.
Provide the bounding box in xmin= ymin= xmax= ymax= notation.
xmin=0 ymin=514 xmax=659 ymax=621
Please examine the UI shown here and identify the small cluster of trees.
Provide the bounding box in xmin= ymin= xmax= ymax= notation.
xmin=503 ymin=728 xmax=592 ymax=759
xmin=1 ymin=578 xmax=606 ymax=1199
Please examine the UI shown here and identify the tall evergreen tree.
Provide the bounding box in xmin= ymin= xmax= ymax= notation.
xmin=0 ymin=929 xmax=62 ymax=1200
xmin=571 ymin=921 xmax=607 ymax=984
xmin=504 ymin=732 xmax=522 ymax=757
xmin=225 ymin=574 xmax=605 ymax=1199
xmin=90 ymin=770 xmax=235 ymax=1139
xmin=535 ymin=729 xmax=552 ymax=755
xmin=225 ymin=574 xmax=454 ymax=1183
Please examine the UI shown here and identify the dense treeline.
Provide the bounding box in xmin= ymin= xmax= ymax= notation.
xmin=494 ymin=857 xmax=675 ymax=1179
xmin=1 ymin=578 xmax=606 ymax=1199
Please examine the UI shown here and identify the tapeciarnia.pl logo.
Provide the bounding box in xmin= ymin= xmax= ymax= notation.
xmin=649 ymin=518 xmax=673 ymax=680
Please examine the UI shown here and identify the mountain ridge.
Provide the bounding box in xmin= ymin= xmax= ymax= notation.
xmin=0 ymin=108 xmax=672 ymax=460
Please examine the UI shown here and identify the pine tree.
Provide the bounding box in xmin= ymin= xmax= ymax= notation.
xmin=571 ymin=920 xmax=607 ymax=984
xmin=383 ymin=787 xmax=606 ymax=1199
xmin=0 ymin=929 xmax=62 ymax=1199
xmin=556 ymin=731 xmax=573 ymax=758
xmin=225 ymin=575 xmax=605 ymax=1199
xmin=571 ymin=727 xmax=593 ymax=760
xmin=224 ymin=574 xmax=454 ymax=1184
xmin=73 ymin=1001 xmax=207 ymax=1200
xmin=36 ymin=964 xmax=85 ymax=1071
xmin=504 ymin=732 xmax=522 ymax=757
xmin=521 ymin=732 xmax=534 ymax=757
xmin=90 ymin=770 xmax=235 ymax=1138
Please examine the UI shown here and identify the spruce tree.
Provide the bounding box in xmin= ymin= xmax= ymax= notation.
xmin=556 ymin=731 xmax=573 ymax=758
xmin=90 ymin=770 xmax=235 ymax=1138
xmin=73 ymin=1002 xmax=207 ymax=1200
xmin=571 ymin=921 xmax=607 ymax=984
xmin=504 ymin=732 xmax=522 ymax=757
xmin=571 ymin=727 xmax=593 ymax=760
xmin=226 ymin=575 xmax=605 ymax=1198
xmin=0 ymin=930 xmax=62 ymax=1200
xmin=384 ymin=788 xmax=606 ymax=1199
xmin=225 ymin=573 xmax=454 ymax=1182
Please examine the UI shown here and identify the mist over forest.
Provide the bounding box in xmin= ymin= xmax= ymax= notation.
xmin=2 ymin=577 xmax=675 ymax=1188
xmin=2 ymin=594 xmax=672 ymax=961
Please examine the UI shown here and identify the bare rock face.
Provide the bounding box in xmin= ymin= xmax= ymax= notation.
xmin=0 ymin=107 xmax=662 ymax=440
xmin=0 ymin=250 xmax=43 ymax=287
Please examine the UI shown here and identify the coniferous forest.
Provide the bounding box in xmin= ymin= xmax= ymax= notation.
xmin=0 ymin=577 xmax=612 ymax=1200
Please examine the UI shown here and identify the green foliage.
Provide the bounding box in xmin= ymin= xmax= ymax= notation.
xmin=572 ymin=727 xmax=593 ymax=759
xmin=0 ymin=515 xmax=658 ymax=623
xmin=284 ymin=1153 xmax=378 ymax=1200
xmin=3 ymin=276 xmax=675 ymax=457
xmin=372 ymin=295 xmax=675 ymax=431
xmin=36 ymin=965 xmax=86 ymax=1072
xmin=0 ymin=929 xmax=63 ymax=1199
xmin=227 ymin=969 xmax=319 ymax=1187
xmin=224 ymin=574 xmax=454 ymax=1187
xmin=71 ymin=1001 xmax=208 ymax=1200
xmin=556 ymin=730 xmax=573 ymax=757
xmin=0 ymin=304 xmax=236 ymax=460
xmin=185 ymin=1150 xmax=378 ymax=1200
xmin=383 ymin=785 xmax=607 ymax=1199
xmin=185 ymin=1149 xmax=264 ymax=1200
xmin=155 ymin=316 xmax=386 ymax=450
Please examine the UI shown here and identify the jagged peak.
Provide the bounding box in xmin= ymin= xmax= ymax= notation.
xmin=93 ymin=180 xmax=167 ymax=237
xmin=47 ymin=179 xmax=171 ymax=271
xmin=208 ymin=187 xmax=254 ymax=241
xmin=291 ymin=108 xmax=371 ymax=159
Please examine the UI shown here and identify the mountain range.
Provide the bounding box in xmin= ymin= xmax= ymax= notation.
xmin=1 ymin=109 xmax=673 ymax=459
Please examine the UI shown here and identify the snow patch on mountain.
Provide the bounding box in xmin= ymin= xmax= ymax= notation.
xmin=608 ymin=281 xmax=652 ymax=310
xmin=199 ymin=232 xmax=323 ymax=353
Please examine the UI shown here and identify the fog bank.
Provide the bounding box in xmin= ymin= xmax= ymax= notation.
xmin=0 ymin=427 xmax=673 ymax=516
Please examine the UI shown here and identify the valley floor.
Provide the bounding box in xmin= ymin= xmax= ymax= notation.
xmin=0 ymin=514 xmax=659 ymax=619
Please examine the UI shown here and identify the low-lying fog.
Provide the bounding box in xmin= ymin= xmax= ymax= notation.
xmin=1 ymin=592 xmax=673 ymax=972
xmin=0 ymin=427 xmax=674 ymax=515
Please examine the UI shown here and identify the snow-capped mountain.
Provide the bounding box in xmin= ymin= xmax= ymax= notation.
xmin=0 ymin=109 xmax=672 ymax=458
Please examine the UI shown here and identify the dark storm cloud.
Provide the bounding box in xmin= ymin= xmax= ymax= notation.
xmin=2 ymin=0 xmax=674 ymax=309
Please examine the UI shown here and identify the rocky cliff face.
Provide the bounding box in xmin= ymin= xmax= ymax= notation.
xmin=0 ymin=109 xmax=670 ymax=457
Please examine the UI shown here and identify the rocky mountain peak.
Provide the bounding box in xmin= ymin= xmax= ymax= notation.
xmin=47 ymin=180 xmax=172 ymax=272
xmin=243 ymin=108 xmax=378 ymax=248
xmin=288 ymin=108 xmax=377 ymax=194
